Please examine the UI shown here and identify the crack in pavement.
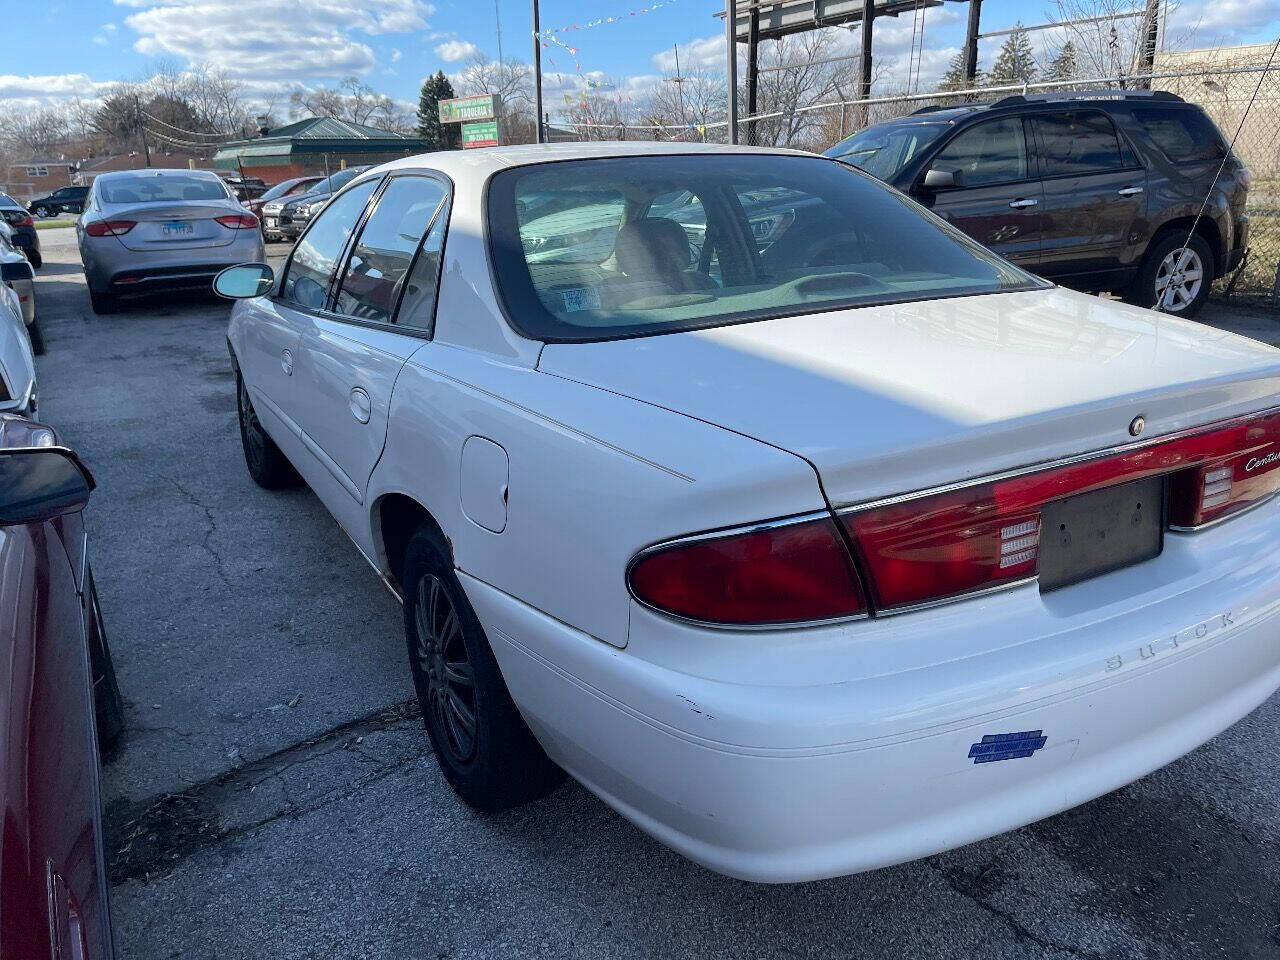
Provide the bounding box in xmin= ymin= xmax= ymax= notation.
xmin=928 ymin=856 xmax=1113 ymax=960
xmin=162 ymin=475 xmax=235 ymax=589
xmin=108 ymin=699 xmax=426 ymax=886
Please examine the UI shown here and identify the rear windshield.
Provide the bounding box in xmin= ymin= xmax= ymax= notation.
xmin=824 ymin=122 xmax=947 ymax=181
xmin=100 ymin=174 xmax=229 ymax=204
xmin=488 ymin=154 xmax=1039 ymax=342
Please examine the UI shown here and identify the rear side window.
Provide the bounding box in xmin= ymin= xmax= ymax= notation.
xmin=1132 ymin=107 xmax=1227 ymax=163
xmin=1034 ymin=112 xmax=1130 ymax=176
xmin=930 ymin=117 xmax=1029 ymax=187
xmin=333 ymin=176 xmax=448 ymax=325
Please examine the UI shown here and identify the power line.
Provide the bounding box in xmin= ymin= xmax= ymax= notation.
xmin=140 ymin=110 xmax=231 ymax=139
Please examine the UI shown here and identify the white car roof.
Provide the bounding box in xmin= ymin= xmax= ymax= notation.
xmin=373 ymin=141 xmax=814 ymax=185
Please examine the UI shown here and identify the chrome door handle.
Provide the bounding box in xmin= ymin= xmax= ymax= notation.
xmin=1118 ymin=186 xmax=1144 ymax=196
xmin=280 ymin=348 xmax=293 ymax=376
xmin=349 ymin=387 xmax=371 ymax=424
xmin=1008 ymin=198 xmax=1038 ymax=209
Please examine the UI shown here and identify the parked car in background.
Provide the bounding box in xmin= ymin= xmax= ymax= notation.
xmin=271 ymin=165 xmax=370 ymax=242
xmin=0 ymin=416 xmax=122 ymax=960
xmin=0 ymin=192 xmax=41 ymax=267
xmin=220 ymin=174 xmax=268 ymax=203
xmin=1 ymin=228 xmax=42 ymax=354
xmin=29 ymin=185 xmax=89 ymax=219
xmin=78 ymin=168 xmax=265 ymax=315
xmin=247 ymin=176 xmax=322 ymax=240
xmin=0 ymin=264 xmax=36 ymax=414
xmin=218 ymin=142 xmax=1280 ymax=883
xmin=825 ymin=90 xmax=1248 ymax=318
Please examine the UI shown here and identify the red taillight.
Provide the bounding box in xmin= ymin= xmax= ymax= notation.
xmin=84 ymin=220 xmax=136 ymax=237
xmin=216 ymin=213 xmax=259 ymax=229
xmin=15 ymin=214 xmax=33 ymax=228
xmin=846 ymin=409 xmax=1280 ymax=610
xmin=628 ymin=516 xmax=867 ymax=625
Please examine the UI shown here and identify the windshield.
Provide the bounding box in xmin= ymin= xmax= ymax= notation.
xmin=100 ymin=173 xmax=230 ymax=204
xmin=260 ymin=179 xmax=308 ymax=202
xmin=315 ymin=167 xmax=365 ymax=195
xmin=488 ymin=154 xmax=1039 ymax=343
xmin=0 ymin=194 xmax=18 ymax=208
xmin=825 ymin=122 xmax=947 ymax=181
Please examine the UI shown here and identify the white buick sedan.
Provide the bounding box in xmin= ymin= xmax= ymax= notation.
xmin=218 ymin=142 xmax=1280 ymax=883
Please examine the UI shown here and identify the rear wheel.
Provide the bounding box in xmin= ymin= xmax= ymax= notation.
xmin=27 ymin=318 xmax=45 ymax=356
xmin=1125 ymin=231 xmax=1214 ymax=318
xmin=88 ymin=287 xmax=116 ymax=315
xmin=87 ymin=571 xmax=125 ymax=753
xmin=237 ymin=374 xmax=302 ymax=489
xmin=26 ymin=249 xmax=41 ymax=269
xmin=403 ymin=526 xmax=563 ymax=812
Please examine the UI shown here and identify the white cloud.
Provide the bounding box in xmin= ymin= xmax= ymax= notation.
xmin=116 ymin=0 xmax=435 ymax=81
xmin=435 ymin=40 xmax=479 ymax=62
xmin=1166 ymin=0 xmax=1280 ymax=44
xmin=0 ymin=73 xmax=115 ymax=111
xmin=391 ymin=48 xmax=403 ymax=63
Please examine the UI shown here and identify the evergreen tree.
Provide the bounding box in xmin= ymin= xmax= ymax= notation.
xmin=417 ymin=71 xmax=460 ymax=150
xmin=937 ymin=51 xmax=982 ymax=92
xmin=1044 ymin=41 xmax=1078 ymax=82
xmin=989 ymin=25 xmax=1038 ymax=84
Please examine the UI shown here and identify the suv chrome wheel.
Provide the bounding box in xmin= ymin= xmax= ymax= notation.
xmin=1155 ymin=246 xmax=1204 ymax=313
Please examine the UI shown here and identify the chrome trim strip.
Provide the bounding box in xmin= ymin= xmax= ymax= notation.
xmin=626 ymin=510 xmax=871 ymax=632
xmin=835 ymin=402 xmax=1280 ymax=516
xmin=872 ymin=576 xmax=1040 ymax=618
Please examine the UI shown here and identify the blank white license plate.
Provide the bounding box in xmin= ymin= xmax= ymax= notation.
xmin=162 ymin=221 xmax=193 ymax=236
xmin=265 ymin=217 xmax=278 ymax=228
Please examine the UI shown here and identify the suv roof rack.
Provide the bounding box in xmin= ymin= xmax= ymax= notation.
xmin=989 ymin=89 xmax=1185 ymax=108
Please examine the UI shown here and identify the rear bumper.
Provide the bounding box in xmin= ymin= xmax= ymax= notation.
xmin=82 ymin=231 xmax=264 ymax=294
xmin=466 ymin=497 xmax=1280 ymax=882
xmin=1225 ymin=215 xmax=1249 ymax=274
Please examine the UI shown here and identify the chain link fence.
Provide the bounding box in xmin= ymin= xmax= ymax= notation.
xmin=555 ymin=57 xmax=1279 ymax=304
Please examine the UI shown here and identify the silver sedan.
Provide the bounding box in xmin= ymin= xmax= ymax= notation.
xmin=78 ymin=169 xmax=265 ymax=315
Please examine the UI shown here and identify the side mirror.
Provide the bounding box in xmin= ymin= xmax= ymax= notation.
xmin=214 ymin=263 xmax=275 ymax=300
xmin=0 ymin=447 xmax=94 ymax=526
xmin=1 ymin=260 xmax=35 ymax=283
xmin=923 ymin=168 xmax=965 ymax=190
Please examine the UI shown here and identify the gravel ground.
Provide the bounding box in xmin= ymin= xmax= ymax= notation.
xmin=29 ymin=227 xmax=1280 ymax=960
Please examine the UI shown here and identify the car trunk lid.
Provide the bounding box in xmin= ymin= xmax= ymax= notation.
xmin=537 ymin=287 xmax=1280 ymax=507
xmin=107 ymin=201 xmax=238 ymax=251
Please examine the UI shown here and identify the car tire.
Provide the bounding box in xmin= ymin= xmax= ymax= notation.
xmin=27 ymin=318 xmax=45 ymax=356
xmin=27 ymin=250 xmax=41 ymax=269
xmin=33 ymin=205 xmax=50 ymax=219
xmin=1125 ymin=230 xmax=1214 ymax=319
xmin=87 ymin=571 xmax=126 ymax=753
xmin=236 ymin=373 xmax=302 ymax=489
xmin=402 ymin=525 xmax=563 ymax=812
xmin=88 ymin=287 xmax=116 ymax=315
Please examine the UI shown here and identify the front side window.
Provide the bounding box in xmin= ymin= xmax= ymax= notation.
xmin=488 ymin=154 xmax=1038 ymax=343
xmin=99 ymin=173 xmax=229 ymax=204
xmin=281 ymin=179 xmax=379 ymax=311
xmin=333 ymin=176 xmax=448 ymax=325
xmin=1034 ymin=111 xmax=1129 ymax=176
xmin=930 ymin=117 xmax=1029 ymax=188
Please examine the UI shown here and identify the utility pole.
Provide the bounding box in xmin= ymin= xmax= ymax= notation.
xmin=963 ymin=0 xmax=982 ymax=86
xmin=495 ymin=0 xmax=504 ymax=64
xmin=134 ymin=96 xmax=152 ymax=167
xmin=668 ymin=44 xmax=689 ymax=130
xmin=745 ymin=8 xmax=760 ymax=145
xmin=724 ymin=0 xmax=738 ymax=143
xmin=1137 ymin=0 xmax=1161 ymax=88
xmin=532 ymin=0 xmax=545 ymax=143
xmin=859 ymin=0 xmax=875 ymax=126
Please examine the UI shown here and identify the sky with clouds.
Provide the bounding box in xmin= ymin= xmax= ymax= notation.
xmin=2 ymin=0 xmax=1277 ymax=119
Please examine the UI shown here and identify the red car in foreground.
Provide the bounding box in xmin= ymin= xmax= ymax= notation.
xmin=0 ymin=415 xmax=122 ymax=960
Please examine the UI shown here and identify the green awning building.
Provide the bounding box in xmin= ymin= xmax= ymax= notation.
xmin=214 ymin=117 xmax=429 ymax=184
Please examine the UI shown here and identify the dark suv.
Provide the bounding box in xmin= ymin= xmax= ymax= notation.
xmin=825 ymin=91 xmax=1248 ymax=318
xmin=28 ymin=185 xmax=89 ymax=218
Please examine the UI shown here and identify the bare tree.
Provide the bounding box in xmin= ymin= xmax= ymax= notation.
xmin=289 ymin=77 xmax=401 ymax=127
xmin=455 ymin=54 xmax=537 ymax=142
xmin=633 ymin=66 xmax=728 ymax=141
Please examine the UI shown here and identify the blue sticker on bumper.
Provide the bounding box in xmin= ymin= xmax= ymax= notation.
xmin=968 ymin=730 xmax=1047 ymax=763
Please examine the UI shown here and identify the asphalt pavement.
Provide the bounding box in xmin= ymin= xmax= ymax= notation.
xmin=30 ymin=226 xmax=1280 ymax=959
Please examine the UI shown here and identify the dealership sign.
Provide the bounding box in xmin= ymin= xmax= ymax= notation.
xmin=438 ymin=94 xmax=497 ymax=123
xmin=461 ymin=120 xmax=500 ymax=149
